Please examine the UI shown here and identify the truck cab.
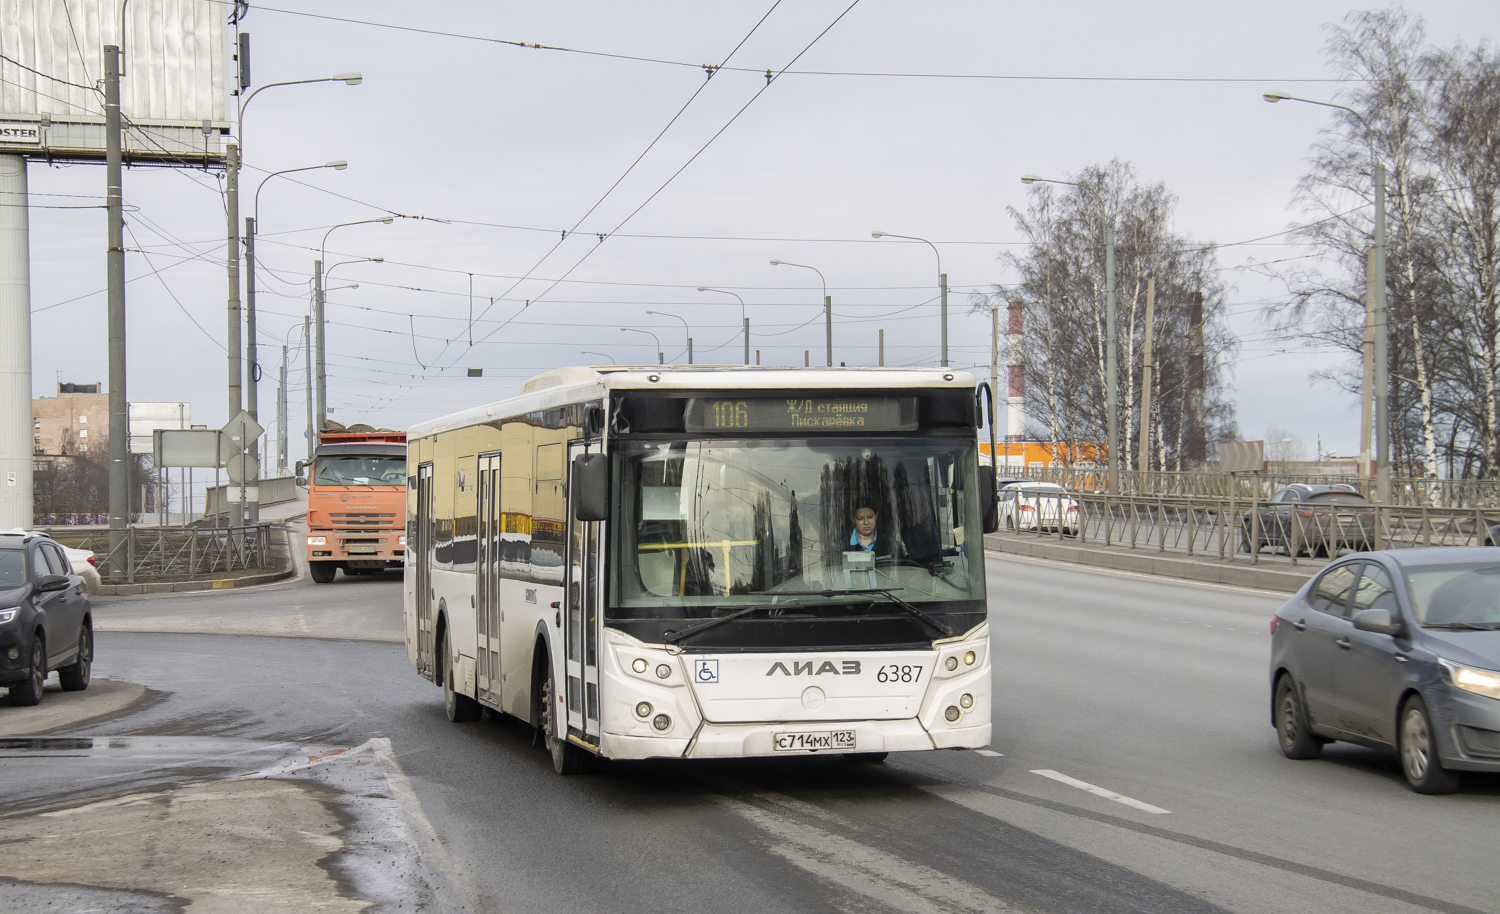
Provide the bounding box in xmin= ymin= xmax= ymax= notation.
xmin=297 ymin=428 xmax=407 ymax=583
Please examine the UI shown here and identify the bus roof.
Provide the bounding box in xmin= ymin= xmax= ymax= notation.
xmin=407 ymin=365 xmax=978 ymax=439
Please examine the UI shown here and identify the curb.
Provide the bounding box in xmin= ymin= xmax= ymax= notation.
xmin=94 ymin=526 xmax=299 ymax=596
xmin=984 ymin=533 xmax=1315 ymax=593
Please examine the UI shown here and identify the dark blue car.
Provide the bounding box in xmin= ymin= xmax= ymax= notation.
xmin=1270 ymin=547 xmax=1500 ymax=793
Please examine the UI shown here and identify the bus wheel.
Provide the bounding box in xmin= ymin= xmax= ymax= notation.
xmin=309 ymin=562 xmax=337 ymax=584
xmin=441 ymin=629 xmax=481 ymax=723
xmin=539 ymin=665 xmax=595 ymax=775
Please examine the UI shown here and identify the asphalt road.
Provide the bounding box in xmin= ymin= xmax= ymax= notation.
xmin=2 ymin=558 xmax=1496 ymax=914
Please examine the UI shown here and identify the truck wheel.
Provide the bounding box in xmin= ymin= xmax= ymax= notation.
xmin=309 ymin=562 xmax=337 ymax=584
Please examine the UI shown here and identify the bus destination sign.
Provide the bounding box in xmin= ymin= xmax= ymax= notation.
xmin=685 ymin=397 xmax=918 ymax=433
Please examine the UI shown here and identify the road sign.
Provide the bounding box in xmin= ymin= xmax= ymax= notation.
xmin=221 ymin=410 xmax=265 ymax=447
xmin=226 ymin=452 xmax=260 ymax=485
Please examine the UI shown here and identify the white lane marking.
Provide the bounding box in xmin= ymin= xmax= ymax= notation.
xmin=710 ymin=782 xmax=1018 ymax=914
xmin=974 ymin=749 xmax=1004 ymax=757
xmin=1030 ymin=770 xmax=1171 ymax=814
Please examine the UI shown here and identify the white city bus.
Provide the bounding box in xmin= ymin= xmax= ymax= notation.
xmin=404 ymin=366 xmax=999 ymax=774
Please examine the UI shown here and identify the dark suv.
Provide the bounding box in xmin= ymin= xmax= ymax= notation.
xmin=1243 ymin=484 xmax=1376 ymax=557
xmin=0 ymin=531 xmax=94 ymax=706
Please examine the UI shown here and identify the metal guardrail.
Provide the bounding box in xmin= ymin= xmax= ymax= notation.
xmin=995 ymin=466 xmax=1500 ymax=509
xmin=996 ymin=491 xmax=1498 ymax=571
xmin=40 ymin=524 xmax=277 ymax=583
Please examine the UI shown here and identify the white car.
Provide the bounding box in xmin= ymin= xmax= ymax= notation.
xmin=1 ymin=530 xmax=101 ymax=594
xmin=997 ymin=483 xmax=1080 ymax=534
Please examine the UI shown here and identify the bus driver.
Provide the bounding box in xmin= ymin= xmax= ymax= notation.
xmin=846 ymin=501 xmax=894 ymax=560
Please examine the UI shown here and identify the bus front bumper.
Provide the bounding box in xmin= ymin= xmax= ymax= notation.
xmin=601 ymin=717 xmax=991 ymax=760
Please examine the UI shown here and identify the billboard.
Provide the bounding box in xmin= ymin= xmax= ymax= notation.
xmin=128 ymin=400 xmax=190 ymax=454
xmin=0 ymin=0 xmax=230 ymax=163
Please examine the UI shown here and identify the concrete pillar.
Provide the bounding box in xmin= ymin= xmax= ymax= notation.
xmin=1006 ymin=301 xmax=1025 ymax=445
xmin=0 ymin=155 xmax=33 ymax=528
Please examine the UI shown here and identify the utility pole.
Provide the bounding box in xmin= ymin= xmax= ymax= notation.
xmin=243 ymin=214 xmax=259 ymax=522
xmin=1372 ymin=162 xmax=1390 ymax=503
xmin=303 ymin=315 xmax=313 ymax=465
xmin=879 ymin=329 xmax=885 ymax=367
xmin=105 ymin=45 xmax=129 ymax=576
xmin=1360 ymin=246 xmax=1375 ymax=483
xmin=313 ymin=259 xmax=325 ymax=433
xmin=990 ymin=306 xmax=999 ymax=417
xmin=224 ymin=142 xmax=243 ymax=527
xmin=824 ymin=295 xmax=832 ymax=367
xmin=0 ymin=156 xmax=31 ymax=531
xmin=1137 ymin=277 xmax=1156 ymax=482
xmin=278 ymin=343 xmax=288 ymax=473
xmin=940 ymin=273 xmax=949 ymax=367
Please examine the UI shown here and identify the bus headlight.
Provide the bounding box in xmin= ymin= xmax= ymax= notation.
xmin=652 ymin=714 xmax=672 ymax=731
xmin=945 ymin=656 xmax=958 ymax=671
xmin=656 ymin=664 xmax=672 ymax=680
xmin=307 ymin=536 xmax=326 ymax=546
xmin=631 ymin=658 xmax=648 ymax=674
xmin=959 ymin=693 xmax=974 ymax=709
xmin=635 ymin=702 xmax=652 ymax=718
xmin=944 ymin=706 xmax=962 ymax=722
xmin=964 ymin=651 xmax=977 ymax=666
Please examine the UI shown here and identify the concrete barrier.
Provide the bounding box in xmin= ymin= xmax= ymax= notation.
xmin=985 ymin=533 xmax=1314 ymax=594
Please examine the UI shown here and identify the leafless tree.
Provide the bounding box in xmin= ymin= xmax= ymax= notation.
xmin=978 ymin=160 xmax=1238 ymax=470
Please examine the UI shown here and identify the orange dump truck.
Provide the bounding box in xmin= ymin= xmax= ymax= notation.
xmin=296 ymin=424 xmax=407 ymax=583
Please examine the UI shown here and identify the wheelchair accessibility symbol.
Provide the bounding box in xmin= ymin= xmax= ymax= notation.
xmin=693 ymin=659 xmax=720 ymax=684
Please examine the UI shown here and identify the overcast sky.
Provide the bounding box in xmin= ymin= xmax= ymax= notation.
xmin=21 ymin=0 xmax=1496 ymax=462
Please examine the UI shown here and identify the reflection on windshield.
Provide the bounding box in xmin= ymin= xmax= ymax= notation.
xmin=1407 ymin=565 xmax=1500 ymax=626
xmin=315 ymin=456 xmax=407 ymax=487
xmin=0 ymin=551 xmax=24 ymax=588
xmin=609 ymin=440 xmax=984 ymax=618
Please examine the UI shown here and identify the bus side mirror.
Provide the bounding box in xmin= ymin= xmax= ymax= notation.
xmin=572 ymin=453 xmax=609 ymax=522
xmin=979 ymin=471 xmax=999 ymax=534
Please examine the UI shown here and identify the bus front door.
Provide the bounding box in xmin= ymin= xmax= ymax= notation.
xmin=415 ymin=462 xmax=436 ymax=680
xmin=476 ymin=453 xmax=502 ymax=706
xmin=564 ymin=442 xmax=601 ymax=747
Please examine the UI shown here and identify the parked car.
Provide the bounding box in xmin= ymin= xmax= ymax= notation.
xmin=994 ymin=475 xmax=1031 ymax=491
xmin=1270 ymin=547 xmax=1500 ymax=793
xmin=997 ymin=482 xmax=1080 ymax=534
xmin=0 ymin=530 xmax=94 ymax=706
xmin=1485 ymin=524 xmax=1498 ymax=547
xmin=59 ymin=545 xmax=101 ymax=594
xmin=1243 ymin=484 xmax=1375 ymax=557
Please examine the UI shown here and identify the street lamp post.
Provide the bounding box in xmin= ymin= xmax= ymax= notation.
xmin=770 ymin=260 xmax=831 ymax=366
xmin=620 ymin=327 xmax=663 ymax=364
xmin=581 ymin=350 xmax=617 ymax=364
xmin=698 ymin=287 xmax=749 ymax=364
xmin=872 ymin=232 xmax=947 ymax=367
xmin=1264 ymin=92 xmax=1389 ymax=504
xmin=316 ymin=219 xmax=393 ymax=430
xmin=646 ymin=310 xmax=692 ymax=364
xmin=1021 ymin=174 xmax=1117 ymax=491
xmin=227 ymin=71 xmax=361 ymax=526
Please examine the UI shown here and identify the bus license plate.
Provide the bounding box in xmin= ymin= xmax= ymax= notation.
xmin=774 ymin=730 xmax=855 ymax=752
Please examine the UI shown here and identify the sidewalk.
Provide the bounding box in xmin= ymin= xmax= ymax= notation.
xmin=984 ymin=532 xmax=1316 ymax=593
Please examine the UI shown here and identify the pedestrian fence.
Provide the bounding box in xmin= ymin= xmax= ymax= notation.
xmin=40 ymin=524 xmax=280 ymax=583
xmin=1000 ymin=466 xmax=1500 ymax=509
xmin=995 ymin=491 xmax=1498 ymax=569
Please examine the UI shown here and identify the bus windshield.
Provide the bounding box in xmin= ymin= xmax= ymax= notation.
xmin=609 ymin=438 xmax=985 ymax=620
xmin=315 ymin=455 xmax=407 ymax=487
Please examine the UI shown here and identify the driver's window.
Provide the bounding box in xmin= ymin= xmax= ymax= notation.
xmin=1310 ymin=564 xmax=1358 ymax=616
xmin=1350 ymin=564 xmax=1398 ymax=614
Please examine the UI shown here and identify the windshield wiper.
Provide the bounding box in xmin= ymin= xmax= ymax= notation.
xmin=1423 ymin=621 xmax=1500 ymax=631
xmin=662 ymin=603 xmax=807 ymax=644
xmin=756 ymin=588 xmax=953 ymax=637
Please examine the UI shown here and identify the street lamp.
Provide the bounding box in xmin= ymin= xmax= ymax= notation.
xmin=646 ymin=310 xmax=692 ymax=364
xmin=245 ymin=160 xmax=346 ymax=435
xmin=872 ymin=232 xmax=947 ymax=367
xmin=315 ymin=219 xmax=392 ymax=430
xmin=1020 ymin=174 xmax=1118 ymax=492
xmin=698 ymin=287 xmax=749 ymax=364
xmin=620 ymin=327 xmax=663 ymax=364
xmin=770 ymin=260 xmax=831 ymax=366
xmin=581 ymin=350 xmax=617 ymax=364
xmin=1265 ymin=91 xmax=1389 ymax=504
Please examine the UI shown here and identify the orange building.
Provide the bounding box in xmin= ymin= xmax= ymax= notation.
xmin=980 ymin=440 xmax=1106 ymax=471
